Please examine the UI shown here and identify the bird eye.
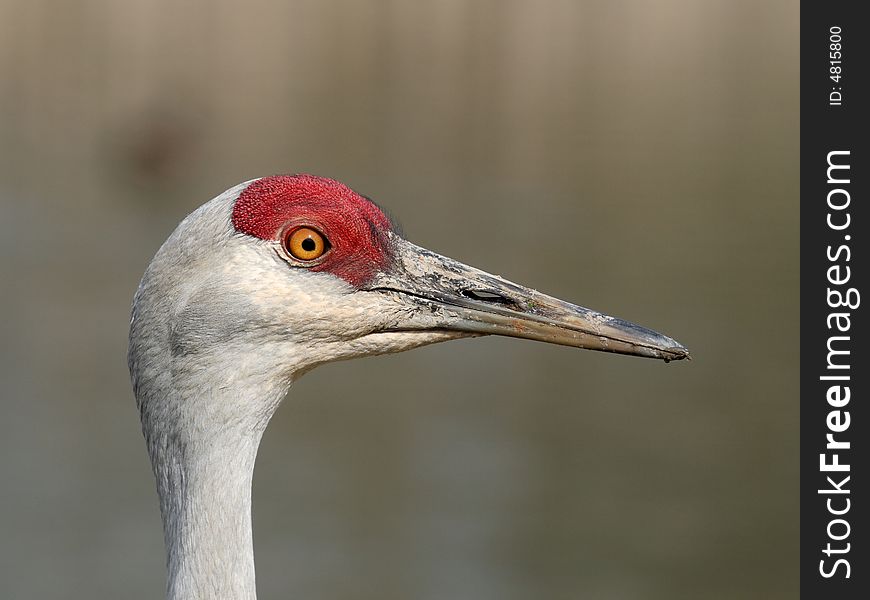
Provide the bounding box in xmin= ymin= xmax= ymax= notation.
xmin=284 ymin=227 xmax=330 ymax=261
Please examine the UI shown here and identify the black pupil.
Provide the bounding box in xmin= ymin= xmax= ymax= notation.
xmin=301 ymin=237 xmax=317 ymax=252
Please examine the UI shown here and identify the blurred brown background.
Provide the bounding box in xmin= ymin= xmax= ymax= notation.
xmin=0 ymin=1 xmax=797 ymax=599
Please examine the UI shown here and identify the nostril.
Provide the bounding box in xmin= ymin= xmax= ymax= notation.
xmin=461 ymin=289 xmax=515 ymax=305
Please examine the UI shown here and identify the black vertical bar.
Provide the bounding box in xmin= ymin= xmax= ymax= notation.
xmin=801 ymin=2 xmax=868 ymax=598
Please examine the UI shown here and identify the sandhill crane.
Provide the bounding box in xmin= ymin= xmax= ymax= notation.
xmin=128 ymin=174 xmax=688 ymax=600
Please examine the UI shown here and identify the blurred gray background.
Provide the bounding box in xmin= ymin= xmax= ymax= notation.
xmin=1 ymin=1 xmax=797 ymax=598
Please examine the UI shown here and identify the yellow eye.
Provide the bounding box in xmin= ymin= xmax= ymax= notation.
xmin=284 ymin=227 xmax=329 ymax=261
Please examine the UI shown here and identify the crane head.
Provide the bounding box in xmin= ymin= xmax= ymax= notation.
xmin=128 ymin=174 xmax=689 ymax=599
xmin=130 ymin=174 xmax=687 ymax=408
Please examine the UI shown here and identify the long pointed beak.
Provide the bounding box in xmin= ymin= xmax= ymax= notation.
xmin=368 ymin=236 xmax=689 ymax=362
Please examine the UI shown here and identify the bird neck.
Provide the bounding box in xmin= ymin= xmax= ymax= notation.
xmin=144 ymin=384 xmax=284 ymax=600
